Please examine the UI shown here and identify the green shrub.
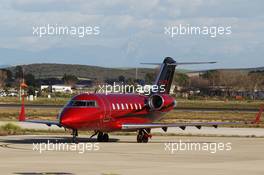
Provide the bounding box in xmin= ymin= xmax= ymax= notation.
xmin=0 ymin=123 xmax=22 ymax=134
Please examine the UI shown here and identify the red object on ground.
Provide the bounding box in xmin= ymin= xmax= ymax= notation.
xmin=253 ymin=105 xmax=263 ymax=124
xmin=19 ymin=95 xmax=26 ymax=121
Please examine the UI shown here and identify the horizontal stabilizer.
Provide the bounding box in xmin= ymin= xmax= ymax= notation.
xmin=168 ymin=61 xmax=217 ymax=65
xmin=141 ymin=61 xmax=216 ymax=66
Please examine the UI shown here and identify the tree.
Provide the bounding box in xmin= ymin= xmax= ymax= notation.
xmin=248 ymin=71 xmax=264 ymax=91
xmin=202 ymin=70 xmax=220 ymax=86
xmin=25 ymin=73 xmax=36 ymax=87
xmin=1 ymin=69 xmax=12 ymax=81
xmin=62 ymin=74 xmax=78 ymax=86
xmin=15 ymin=66 xmax=23 ymax=80
xmin=126 ymin=77 xmax=136 ymax=85
xmin=118 ymin=75 xmax=125 ymax=82
xmin=0 ymin=70 xmax=7 ymax=88
xmin=145 ymin=72 xmax=155 ymax=84
xmin=189 ymin=76 xmax=209 ymax=90
xmin=174 ymin=73 xmax=189 ymax=87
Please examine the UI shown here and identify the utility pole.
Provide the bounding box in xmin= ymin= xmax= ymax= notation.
xmin=135 ymin=67 xmax=138 ymax=80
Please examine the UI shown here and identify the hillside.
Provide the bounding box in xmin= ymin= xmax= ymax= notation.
xmin=8 ymin=63 xmax=157 ymax=81
xmin=189 ymin=67 xmax=264 ymax=74
xmin=7 ymin=63 xmax=263 ymax=81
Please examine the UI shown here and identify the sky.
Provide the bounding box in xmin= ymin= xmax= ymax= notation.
xmin=0 ymin=0 xmax=263 ymax=70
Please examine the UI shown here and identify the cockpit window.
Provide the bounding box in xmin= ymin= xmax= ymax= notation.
xmin=68 ymin=100 xmax=97 ymax=107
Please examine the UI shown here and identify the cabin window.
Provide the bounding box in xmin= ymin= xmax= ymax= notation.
xmin=87 ymin=101 xmax=96 ymax=107
xmin=134 ymin=103 xmax=138 ymax=110
xmin=125 ymin=103 xmax=129 ymax=110
xmin=69 ymin=100 xmax=97 ymax=107
xmin=121 ymin=103 xmax=124 ymax=110
xmin=112 ymin=103 xmax=115 ymax=110
xmin=139 ymin=104 xmax=142 ymax=110
xmin=116 ymin=103 xmax=120 ymax=110
xmin=130 ymin=103 xmax=133 ymax=110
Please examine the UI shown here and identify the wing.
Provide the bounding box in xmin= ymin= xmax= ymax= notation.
xmin=18 ymin=95 xmax=61 ymax=127
xmin=122 ymin=121 xmax=243 ymax=131
xmin=22 ymin=119 xmax=61 ymax=127
xmin=122 ymin=105 xmax=263 ymax=131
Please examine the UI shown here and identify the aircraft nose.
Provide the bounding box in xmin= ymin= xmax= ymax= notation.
xmin=59 ymin=109 xmax=72 ymax=126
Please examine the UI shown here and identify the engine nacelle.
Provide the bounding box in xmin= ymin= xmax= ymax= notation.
xmin=148 ymin=94 xmax=164 ymax=111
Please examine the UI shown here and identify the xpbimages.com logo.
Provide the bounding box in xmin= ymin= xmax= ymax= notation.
xmin=164 ymin=140 xmax=232 ymax=154
xmin=164 ymin=24 xmax=232 ymax=38
xmin=32 ymin=24 xmax=100 ymax=38
xmin=32 ymin=141 xmax=100 ymax=154
xmin=97 ymin=83 xmax=166 ymax=95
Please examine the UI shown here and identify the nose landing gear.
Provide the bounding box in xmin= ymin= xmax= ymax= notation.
xmin=71 ymin=129 xmax=78 ymax=143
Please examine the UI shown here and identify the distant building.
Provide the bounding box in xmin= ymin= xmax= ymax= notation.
xmin=41 ymin=85 xmax=72 ymax=93
xmin=186 ymin=72 xmax=203 ymax=77
xmin=40 ymin=85 xmax=49 ymax=91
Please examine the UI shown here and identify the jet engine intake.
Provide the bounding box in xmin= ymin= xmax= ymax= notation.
xmin=148 ymin=94 xmax=164 ymax=110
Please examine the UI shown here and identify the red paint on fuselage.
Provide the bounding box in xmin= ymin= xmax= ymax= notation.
xmin=60 ymin=93 xmax=175 ymax=132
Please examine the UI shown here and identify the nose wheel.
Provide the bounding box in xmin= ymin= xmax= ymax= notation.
xmin=137 ymin=129 xmax=151 ymax=143
xmin=71 ymin=129 xmax=78 ymax=143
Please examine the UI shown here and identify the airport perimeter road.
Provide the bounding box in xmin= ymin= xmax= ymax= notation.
xmin=0 ymin=103 xmax=260 ymax=112
xmin=0 ymin=135 xmax=263 ymax=175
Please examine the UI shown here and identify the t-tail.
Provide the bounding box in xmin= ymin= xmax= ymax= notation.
xmin=141 ymin=57 xmax=216 ymax=94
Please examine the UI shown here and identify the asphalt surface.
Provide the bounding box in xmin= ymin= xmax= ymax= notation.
xmin=1 ymin=121 xmax=264 ymax=137
xmin=0 ymin=135 xmax=263 ymax=175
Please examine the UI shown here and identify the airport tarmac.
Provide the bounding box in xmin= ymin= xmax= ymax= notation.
xmin=0 ymin=135 xmax=263 ymax=175
xmin=1 ymin=121 xmax=264 ymax=137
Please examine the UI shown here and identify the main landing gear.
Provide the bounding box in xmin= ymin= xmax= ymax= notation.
xmin=90 ymin=131 xmax=109 ymax=142
xmin=137 ymin=129 xmax=151 ymax=143
xmin=97 ymin=132 xmax=109 ymax=142
xmin=72 ymin=129 xmax=109 ymax=143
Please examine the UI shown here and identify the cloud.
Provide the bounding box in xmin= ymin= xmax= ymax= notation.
xmin=0 ymin=0 xmax=263 ymax=68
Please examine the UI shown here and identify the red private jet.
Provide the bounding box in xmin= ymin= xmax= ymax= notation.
xmin=19 ymin=57 xmax=263 ymax=143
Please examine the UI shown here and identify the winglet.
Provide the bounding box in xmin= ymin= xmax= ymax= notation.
xmin=19 ymin=95 xmax=26 ymax=121
xmin=252 ymin=104 xmax=263 ymax=124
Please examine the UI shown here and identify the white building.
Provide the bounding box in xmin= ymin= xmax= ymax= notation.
xmin=40 ymin=85 xmax=49 ymax=91
xmin=41 ymin=85 xmax=72 ymax=93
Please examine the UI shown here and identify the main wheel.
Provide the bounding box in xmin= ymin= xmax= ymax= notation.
xmin=137 ymin=134 xmax=143 ymax=143
xmin=97 ymin=132 xmax=103 ymax=142
xmin=137 ymin=129 xmax=150 ymax=143
xmin=102 ymin=133 xmax=109 ymax=142
xmin=142 ymin=135 xmax=149 ymax=143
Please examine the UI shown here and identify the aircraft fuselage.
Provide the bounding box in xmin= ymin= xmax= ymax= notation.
xmin=59 ymin=93 xmax=176 ymax=132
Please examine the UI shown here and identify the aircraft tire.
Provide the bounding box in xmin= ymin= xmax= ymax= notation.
xmin=137 ymin=135 xmax=142 ymax=143
xmin=97 ymin=132 xmax=104 ymax=142
xmin=102 ymin=133 xmax=109 ymax=142
xmin=142 ymin=135 xmax=149 ymax=143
